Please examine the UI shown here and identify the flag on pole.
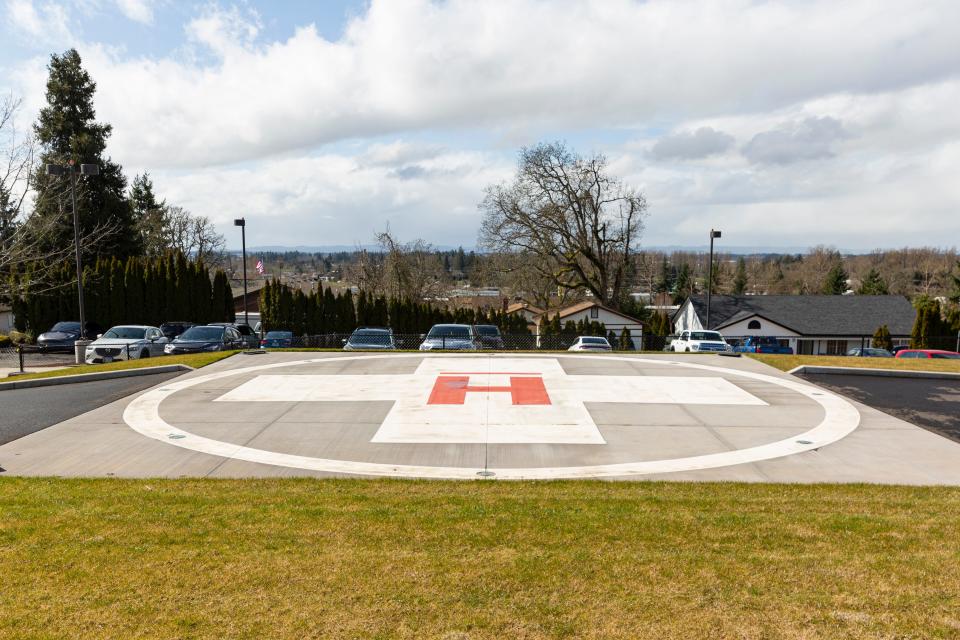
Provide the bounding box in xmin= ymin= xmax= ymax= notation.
xmin=255 ymin=259 xmax=264 ymax=275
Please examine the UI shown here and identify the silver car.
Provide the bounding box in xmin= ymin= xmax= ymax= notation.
xmin=85 ymin=325 xmax=168 ymax=364
xmin=419 ymin=324 xmax=478 ymax=351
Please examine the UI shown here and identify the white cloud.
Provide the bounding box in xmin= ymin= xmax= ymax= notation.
xmin=29 ymin=0 xmax=959 ymax=169
xmin=742 ymin=116 xmax=849 ymax=165
xmin=651 ymin=127 xmax=735 ymax=161
xmin=114 ymin=0 xmax=153 ymax=25
xmin=5 ymin=0 xmax=74 ymax=46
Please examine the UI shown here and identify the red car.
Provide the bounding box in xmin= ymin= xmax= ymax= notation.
xmin=894 ymin=349 xmax=960 ymax=359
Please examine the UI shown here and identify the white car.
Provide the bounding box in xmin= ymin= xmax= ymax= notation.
xmin=670 ymin=330 xmax=732 ymax=353
xmin=85 ymin=325 xmax=168 ymax=364
xmin=568 ymin=336 xmax=612 ymax=352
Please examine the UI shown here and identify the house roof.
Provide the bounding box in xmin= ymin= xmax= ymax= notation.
xmin=677 ymin=295 xmax=916 ymax=336
xmin=505 ymin=302 xmax=544 ymax=315
xmin=540 ymin=300 xmax=642 ymax=325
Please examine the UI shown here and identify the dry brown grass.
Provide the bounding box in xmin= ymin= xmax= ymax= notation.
xmin=747 ymin=353 xmax=960 ymax=373
xmin=1 ymin=479 xmax=959 ymax=638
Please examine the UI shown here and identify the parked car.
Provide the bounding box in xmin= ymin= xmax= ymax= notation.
xmin=669 ymin=330 xmax=732 ymax=353
xmin=895 ymin=349 xmax=960 ymax=359
xmin=419 ymin=324 xmax=478 ymax=351
xmin=84 ymin=325 xmax=167 ymax=364
xmin=846 ymin=347 xmax=893 ymax=357
xmin=164 ymin=325 xmax=245 ymax=354
xmin=36 ymin=321 xmax=99 ymax=352
xmin=474 ymin=324 xmax=505 ymax=350
xmin=259 ymin=330 xmax=295 ymax=349
xmin=344 ymin=328 xmax=396 ymax=350
xmin=733 ymin=336 xmax=794 ymax=354
xmin=208 ymin=322 xmax=259 ymax=348
xmin=568 ymin=336 xmax=612 ymax=352
xmin=159 ymin=321 xmax=196 ymax=340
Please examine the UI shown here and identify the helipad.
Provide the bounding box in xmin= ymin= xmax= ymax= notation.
xmin=4 ymin=352 xmax=960 ymax=483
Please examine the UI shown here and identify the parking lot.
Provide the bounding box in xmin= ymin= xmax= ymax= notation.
xmin=1 ymin=351 xmax=959 ymax=483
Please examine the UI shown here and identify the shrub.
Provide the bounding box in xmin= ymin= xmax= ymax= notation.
xmin=8 ymin=330 xmax=33 ymax=345
xmin=0 ymin=334 xmax=11 ymax=348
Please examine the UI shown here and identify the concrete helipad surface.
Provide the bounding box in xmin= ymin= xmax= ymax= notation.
xmin=2 ymin=352 xmax=960 ymax=483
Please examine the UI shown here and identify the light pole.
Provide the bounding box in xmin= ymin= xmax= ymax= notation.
xmin=706 ymin=229 xmax=721 ymax=330
xmin=47 ymin=160 xmax=99 ymax=363
xmin=234 ymin=218 xmax=248 ymax=327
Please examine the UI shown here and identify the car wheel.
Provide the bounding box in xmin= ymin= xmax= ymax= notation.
xmin=685 ymin=347 xmax=691 ymax=352
xmin=140 ymin=349 xmax=150 ymax=359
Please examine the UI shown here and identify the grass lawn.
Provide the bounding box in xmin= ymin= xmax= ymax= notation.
xmin=1 ymin=480 xmax=958 ymax=639
xmin=9 ymin=350 xmax=240 ymax=381
xmin=747 ymin=353 xmax=960 ymax=373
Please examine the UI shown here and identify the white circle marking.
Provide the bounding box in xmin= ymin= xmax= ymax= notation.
xmin=122 ymin=354 xmax=860 ymax=479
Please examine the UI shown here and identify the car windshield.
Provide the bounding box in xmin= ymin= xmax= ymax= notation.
xmin=350 ymin=330 xmax=392 ymax=343
xmin=428 ymin=325 xmax=470 ymax=338
xmin=932 ymin=353 xmax=960 ymax=359
xmin=103 ymin=327 xmax=147 ymax=339
xmin=475 ymin=325 xmax=500 ymax=336
xmin=691 ymin=332 xmax=724 ymax=342
xmin=51 ymin=322 xmax=80 ymax=332
xmin=179 ymin=326 xmax=224 ymax=341
xmin=581 ymin=337 xmax=608 ymax=345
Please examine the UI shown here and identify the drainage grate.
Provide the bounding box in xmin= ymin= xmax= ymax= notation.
xmin=476 ymin=470 xmax=496 ymax=477
xmin=796 ymin=439 xmax=813 ymax=445
xmin=168 ymin=434 xmax=186 ymax=440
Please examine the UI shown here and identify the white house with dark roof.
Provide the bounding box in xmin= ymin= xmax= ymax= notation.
xmin=673 ymin=295 xmax=916 ymax=355
xmin=535 ymin=301 xmax=644 ymax=348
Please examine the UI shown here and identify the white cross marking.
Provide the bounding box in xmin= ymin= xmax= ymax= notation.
xmin=215 ymin=358 xmax=766 ymax=444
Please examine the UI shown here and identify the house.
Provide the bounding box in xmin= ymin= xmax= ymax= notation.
xmin=0 ymin=305 xmax=15 ymax=334
xmin=535 ymin=301 xmax=644 ymax=348
xmin=504 ymin=302 xmax=545 ymax=324
xmin=672 ymin=295 xmax=916 ymax=355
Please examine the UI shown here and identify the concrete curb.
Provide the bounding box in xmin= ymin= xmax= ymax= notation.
xmin=0 ymin=364 xmax=194 ymax=391
xmin=789 ymin=365 xmax=960 ymax=380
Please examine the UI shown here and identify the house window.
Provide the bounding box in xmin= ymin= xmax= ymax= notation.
xmin=747 ymin=320 xmax=761 ymax=330
xmin=590 ymin=307 xmax=598 ymax=319
xmin=825 ymin=340 xmax=847 ymax=355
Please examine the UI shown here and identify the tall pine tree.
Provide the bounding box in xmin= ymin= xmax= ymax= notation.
xmin=29 ymin=49 xmax=139 ymax=258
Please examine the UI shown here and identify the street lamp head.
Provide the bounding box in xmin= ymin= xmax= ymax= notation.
xmin=80 ymin=164 xmax=100 ymax=176
xmin=46 ymin=164 xmax=66 ymax=176
xmin=710 ymin=230 xmax=722 ymax=239
xmin=234 ymin=218 xmax=246 ymax=227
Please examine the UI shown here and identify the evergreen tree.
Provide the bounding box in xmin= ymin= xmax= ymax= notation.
xmin=857 ymin=268 xmax=889 ymax=295
xmin=732 ymin=257 xmax=748 ymax=295
xmin=29 ymin=49 xmax=138 ymax=258
xmin=129 ymin=172 xmax=167 ymax=255
xmin=619 ymin=327 xmax=633 ymax=350
xmin=872 ymin=325 xmax=893 ymax=351
xmin=821 ymin=263 xmax=849 ymax=295
xmin=124 ymin=257 xmax=144 ymax=325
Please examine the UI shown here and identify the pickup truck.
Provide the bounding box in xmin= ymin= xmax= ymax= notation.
xmin=733 ymin=336 xmax=794 ymax=354
xmin=669 ymin=330 xmax=732 ymax=353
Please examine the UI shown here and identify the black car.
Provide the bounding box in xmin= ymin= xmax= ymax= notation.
xmin=159 ymin=321 xmax=196 ymax=340
xmin=343 ymin=327 xmax=396 ymax=350
xmin=474 ymin=324 xmax=505 ymax=350
xmin=164 ymin=325 xmax=245 ymax=355
xmin=36 ymin=321 xmax=100 ymax=352
xmin=208 ymin=322 xmax=259 ymax=348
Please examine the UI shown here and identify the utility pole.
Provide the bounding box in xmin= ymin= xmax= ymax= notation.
xmin=47 ymin=161 xmax=99 ymax=364
xmin=234 ymin=218 xmax=248 ymax=327
xmin=706 ymin=229 xmax=722 ymax=330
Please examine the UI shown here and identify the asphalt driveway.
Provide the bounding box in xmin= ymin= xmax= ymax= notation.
xmin=796 ymin=373 xmax=960 ymax=443
xmin=0 ymin=372 xmax=181 ymax=449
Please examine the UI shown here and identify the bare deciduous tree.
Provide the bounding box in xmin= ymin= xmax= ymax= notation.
xmin=165 ymin=206 xmax=226 ymax=265
xmin=372 ymin=226 xmax=445 ymax=300
xmin=479 ymin=142 xmax=647 ymax=309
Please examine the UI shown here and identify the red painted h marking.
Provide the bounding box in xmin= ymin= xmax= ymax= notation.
xmin=427 ymin=375 xmax=551 ymax=405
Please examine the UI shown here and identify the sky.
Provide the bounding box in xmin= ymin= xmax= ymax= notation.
xmin=1 ymin=0 xmax=959 ymax=252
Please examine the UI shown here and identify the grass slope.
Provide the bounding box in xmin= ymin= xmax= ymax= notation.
xmin=1 ymin=479 xmax=959 ymax=639
xmin=10 ymin=351 xmax=240 ymax=381
xmin=747 ymin=353 xmax=960 ymax=373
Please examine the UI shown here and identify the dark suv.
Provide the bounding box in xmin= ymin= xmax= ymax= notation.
xmin=207 ymin=322 xmax=259 ymax=348
xmin=474 ymin=324 xmax=505 ymax=350
xmin=159 ymin=321 xmax=196 ymax=340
